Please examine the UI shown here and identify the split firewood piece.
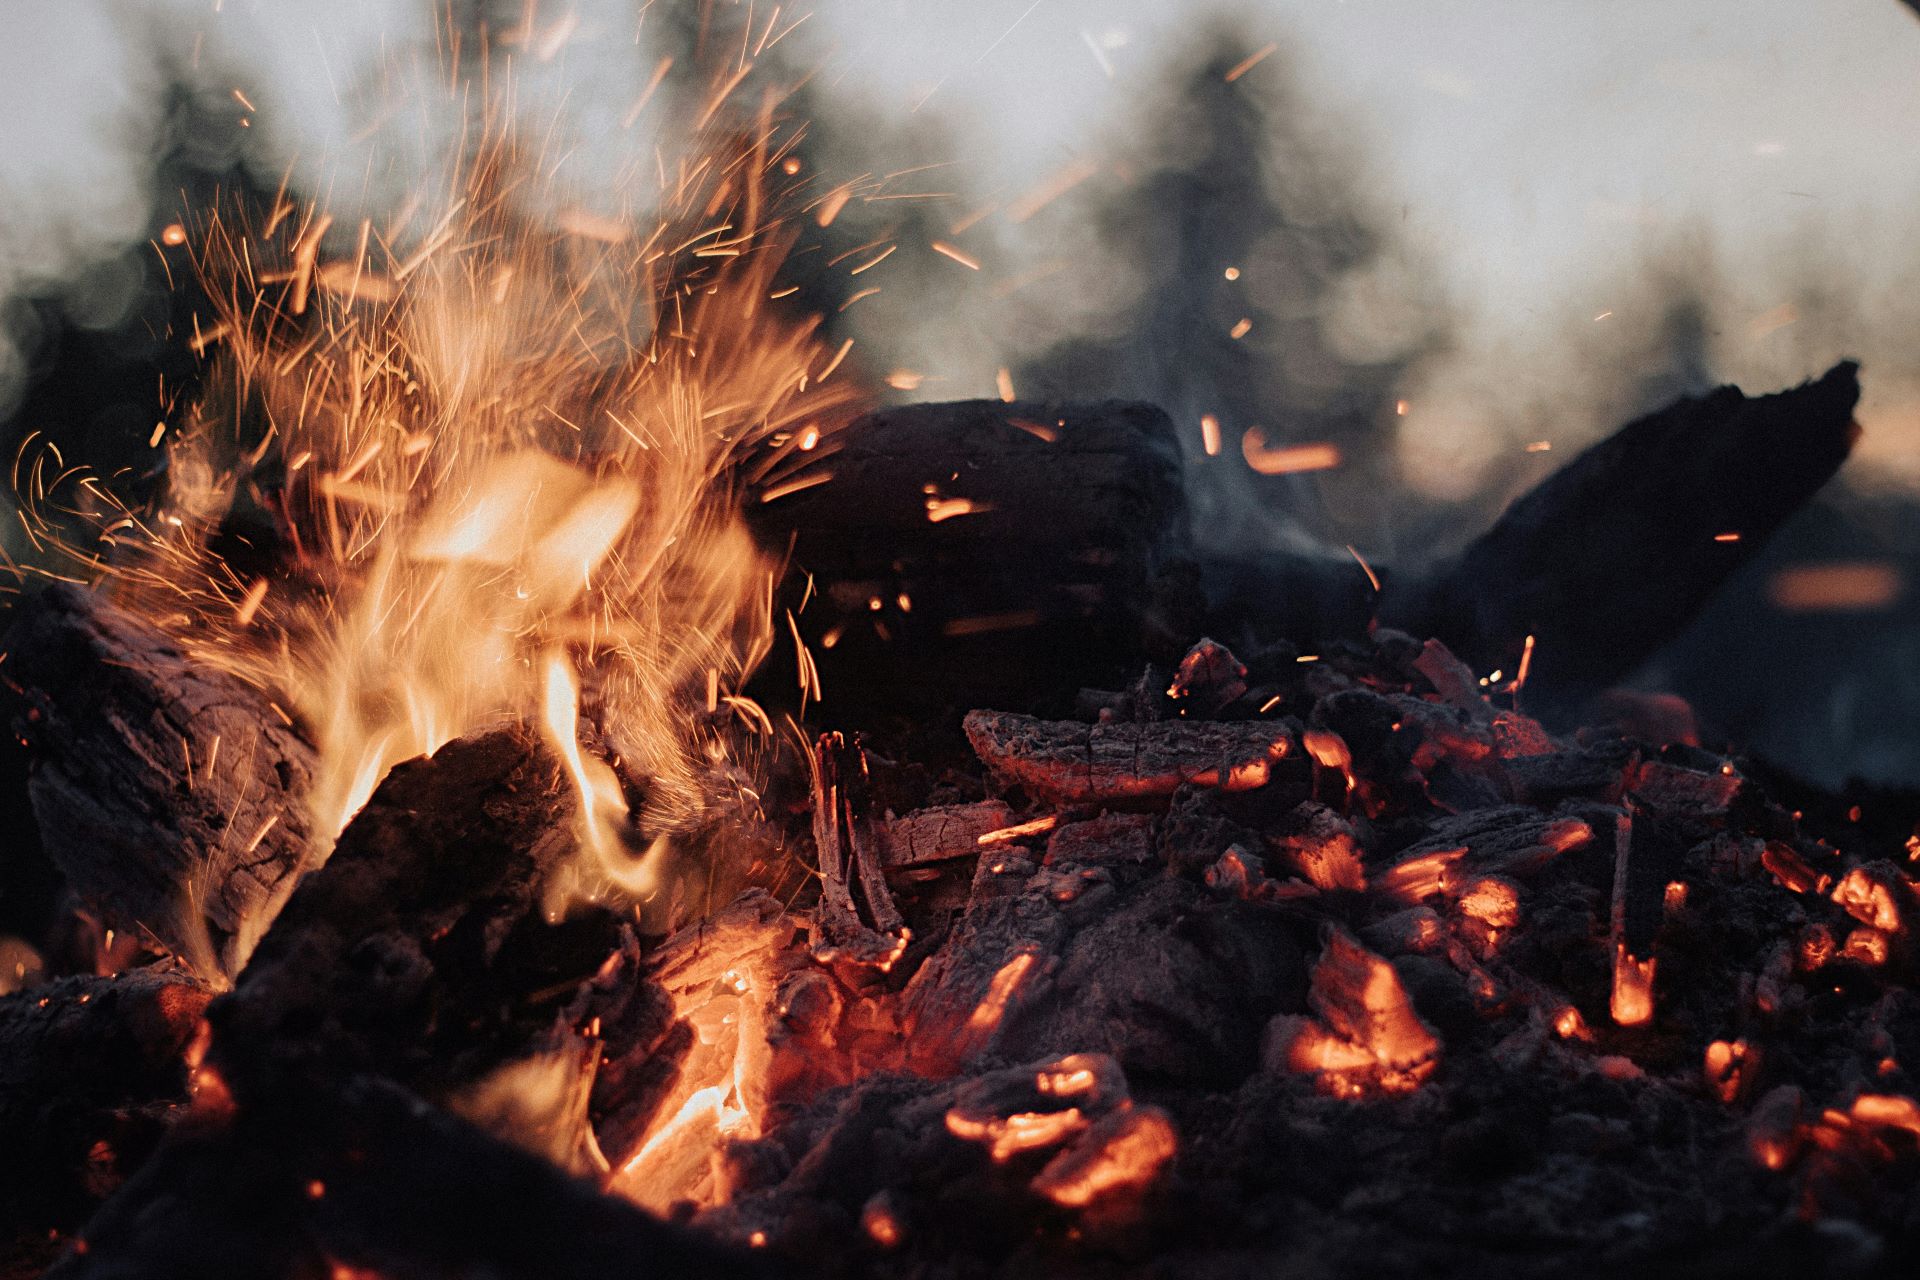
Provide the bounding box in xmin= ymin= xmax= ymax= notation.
xmin=808 ymin=733 xmax=909 ymax=970
xmin=1385 ymin=361 xmax=1861 ymax=712
xmin=208 ymin=727 xmax=679 ymax=1140
xmin=1 ymin=583 xmax=317 ymax=979
xmin=0 ymin=967 xmax=212 ymax=1261
xmin=52 ymin=1076 xmax=762 ymax=1280
xmin=879 ymin=801 xmax=1015 ymax=869
xmin=963 ymin=710 xmax=1298 ymax=807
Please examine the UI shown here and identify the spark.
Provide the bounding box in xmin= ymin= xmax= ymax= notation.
xmin=927 ymin=497 xmax=990 ymax=523
xmin=1240 ymin=429 xmax=1341 ymax=475
xmin=1200 ymin=414 xmax=1222 ymax=456
xmin=1224 ymin=42 xmax=1278 ymax=82
xmin=1080 ymin=28 xmax=1115 ymax=78
xmin=816 ymin=187 xmax=853 ymax=226
xmin=930 ymin=241 xmax=981 ymax=270
xmin=1006 ymin=159 xmax=1099 ymax=223
xmin=980 ymin=0 xmax=1047 ymax=62
xmin=760 ymin=471 xmax=835 ymax=504
xmin=1345 ymin=545 xmax=1381 ymax=594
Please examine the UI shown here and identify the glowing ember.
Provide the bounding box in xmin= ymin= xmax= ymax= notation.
xmin=1030 ymin=1105 xmax=1178 ymax=1207
xmin=1268 ymin=927 xmax=1441 ymax=1097
xmin=1239 ymin=430 xmax=1342 ymax=476
xmin=1610 ymin=942 xmax=1657 ymax=1028
xmin=1704 ymin=1038 xmax=1757 ymax=1104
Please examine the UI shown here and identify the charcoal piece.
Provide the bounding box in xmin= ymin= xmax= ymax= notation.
xmin=1167 ymin=638 xmax=1248 ymax=716
xmin=1265 ymin=802 xmax=1366 ymax=892
xmin=1384 ymin=362 xmax=1860 ymax=713
xmin=964 ymin=710 xmax=1298 ymax=806
xmin=48 ymin=1077 xmax=757 ymax=1280
xmin=0 ymin=968 xmax=211 ymax=1266
xmin=753 ymin=399 xmax=1187 ymax=716
xmin=1 ymin=583 xmax=317 ymax=978
xmin=1158 ymin=783 xmax=1264 ymax=873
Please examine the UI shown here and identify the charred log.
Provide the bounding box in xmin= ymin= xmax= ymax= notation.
xmin=751 ymin=398 xmax=1190 ymax=717
xmin=1384 ymin=360 xmax=1861 ymax=713
xmin=1 ymin=583 xmax=316 ymax=978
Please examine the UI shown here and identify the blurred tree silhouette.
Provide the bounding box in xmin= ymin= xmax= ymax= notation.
xmin=0 ymin=54 xmax=271 ymax=520
xmin=1016 ymin=23 xmax=1448 ymax=555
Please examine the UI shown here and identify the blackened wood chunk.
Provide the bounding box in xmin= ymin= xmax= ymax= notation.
xmin=1388 ymin=361 xmax=1859 ymax=712
xmin=2 ymin=583 xmax=317 ymax=978
xmin=0 ymin=968 xmax=211 ymax=1265
xmin=752 ymin=399 xmax=1187 ymax=714
xmin=208 ymin=728 xmax=620 ymax=1105
xmin=48 ymin=1078 xmax=760 ymax=1280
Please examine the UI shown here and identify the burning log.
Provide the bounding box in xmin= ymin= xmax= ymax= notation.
xmin=963 ymin=710 xmax=1299 ymax=806
xmin=1386 ymin=361 xmax=1861 ymax=712
xmin=0 ymin=968 xmax=211 ymax=1270
xmin=1 ymin=584 xmax=317 ymax=977
xmin=206 ymin=727 xmax=685 ymax=1158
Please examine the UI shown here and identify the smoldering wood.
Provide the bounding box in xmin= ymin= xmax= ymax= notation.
xmin=46 ymin=1077 xmax=762 ymax=1280
xmin=963 ymin=709 xmax=1302 ymax=806
xmin=0 ymin=968 xmax=211 ymax=1270
xmin=750 ymin=398 xmax=1190 ymax=716
xmin=1 ymin=582 xmax=317 ymax=978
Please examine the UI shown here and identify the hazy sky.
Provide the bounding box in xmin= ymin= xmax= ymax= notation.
xmin=5 ymin=0 xmax=1920 ymax=493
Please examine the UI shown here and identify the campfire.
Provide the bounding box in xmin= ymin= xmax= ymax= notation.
xmin=3 ymin=15 xmax=1920 ymax=1280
